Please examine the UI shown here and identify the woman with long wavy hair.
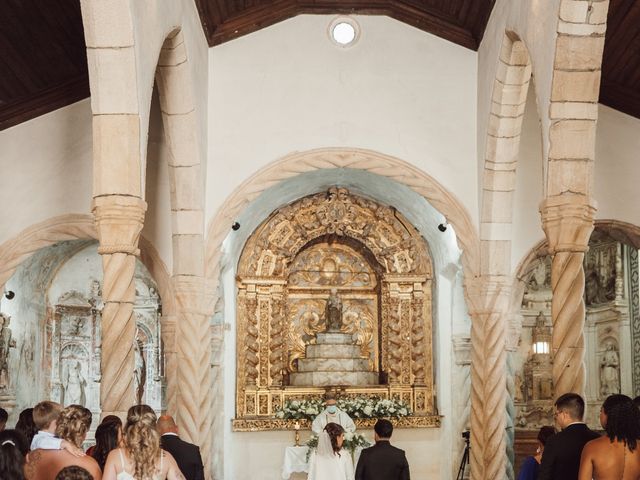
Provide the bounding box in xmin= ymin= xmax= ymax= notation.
xmin=102 ymin=405 xmax=183 ymax=480
xmin=579 ymin=394 xmax=640 ymax=480
xmin=24 ymin=405 xmax=101 ymax=480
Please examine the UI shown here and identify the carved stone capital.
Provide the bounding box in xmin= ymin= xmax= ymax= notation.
xmin=452 ymin=335 xmax=472 ymax=366
xmin=464 ymin=276 xmax=511 ymax=316
xmin=540 ymin=195 xmax=596 ymax=254
xmin=92 ymin=195 xmax=147 ymax=255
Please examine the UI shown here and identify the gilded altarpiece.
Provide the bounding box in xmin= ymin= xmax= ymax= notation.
xmin=234 ymin=188 xmax=438 ymax=430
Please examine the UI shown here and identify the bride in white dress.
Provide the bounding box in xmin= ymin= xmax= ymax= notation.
xmin=308 ymin=423 xmax=354 ymax=480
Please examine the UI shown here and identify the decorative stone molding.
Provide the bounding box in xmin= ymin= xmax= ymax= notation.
xmin=540 ymin=196 xmax=596 ymax=254
xmin=231 ymin=415 xmax=441 ymax=432
xmin=92 ymin=196 xmax=147 ymax=256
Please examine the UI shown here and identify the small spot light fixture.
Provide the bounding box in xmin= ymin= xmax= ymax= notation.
xmin=231 ymin=222 xmax=241 ymax=231
xmin=438 ymin=221 xmax=448 ymax=233
xmin=4 ymin=290 xmax=14 ymax=300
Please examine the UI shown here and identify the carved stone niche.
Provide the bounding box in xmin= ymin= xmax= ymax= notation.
xmin=235 ymin=188 xmax=438 ymax=428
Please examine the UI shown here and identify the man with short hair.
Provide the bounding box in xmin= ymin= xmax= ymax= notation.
xmin=538 ymin=392 xmax=600 ymax=480
xmin=355 ymin=419 xmax=410 ymax=480
xmin=157 ymin=414 xmax=204 ymax=480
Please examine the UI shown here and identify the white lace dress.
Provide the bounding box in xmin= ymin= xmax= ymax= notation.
xmin=307 ymin=432 xmax=354 ymax=480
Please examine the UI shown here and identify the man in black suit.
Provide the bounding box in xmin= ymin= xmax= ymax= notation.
xmin=538 ymin=392 xmax=600 ymax=480
xmin=355 ymin=419 xmax=410 ymax=480
xmin=157 ymin=415 xmax=204 ymax=480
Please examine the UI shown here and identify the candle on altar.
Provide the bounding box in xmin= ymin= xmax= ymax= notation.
xmin=294 ymin=421 xmax=300 ymax=431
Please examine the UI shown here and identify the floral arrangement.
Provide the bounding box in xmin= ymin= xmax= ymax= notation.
xmin=305 ymin=432 xmax=372 ymax=461
xmin=274 ymin=396 xmax=411 ymax=420
xmin=274 ymin=398 xmax=324 ymax=420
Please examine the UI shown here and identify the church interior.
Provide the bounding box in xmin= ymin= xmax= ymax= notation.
xmin=1 ymin=0 xmax=639 ymax=478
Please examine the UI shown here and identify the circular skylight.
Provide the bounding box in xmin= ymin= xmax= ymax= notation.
xmin=329 ymin=18 xmax=359 ymax=47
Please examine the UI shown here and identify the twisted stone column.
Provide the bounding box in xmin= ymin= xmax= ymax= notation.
xmin=541 ymin=198 xmax=595 ymax=399
xmin=174 ymin=276 xmax=213 ymax=478
xmin=93 ymin=195 xmax=146 ymax=418
xmin=466 ymin=278 xmax=510 ymax=480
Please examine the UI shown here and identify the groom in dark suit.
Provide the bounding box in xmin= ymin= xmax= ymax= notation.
xmin=355 ymin=419 xmax=410 ymax=480
xmin=157 ymin=415 xmax=205 ymax=480
xmin=538 ymin=392 xmax=600 ymax=480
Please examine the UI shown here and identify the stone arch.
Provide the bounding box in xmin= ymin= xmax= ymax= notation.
xmin=472 ymin=31 xmax=532 ymax=480
xmin=204 ymin=148 xmax=480 ymax=312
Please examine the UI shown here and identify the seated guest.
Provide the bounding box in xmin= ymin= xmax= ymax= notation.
xmin=578 ymin=394 xmax=640 ymax=480
xmin=24 ymin=405 xmax=101 ymax=480
xmin=86 ymin=416 xmax=121 ymax=457
xmin=157 ymin=415 xmax=204 ymax=480
xmin=101 ymin=405 xmax=183 ymax=480
xmin=0 ymin=429 xmax=29 ymax=480
xmin=91 ymin=421 xmax=122 ymax=472
xmin=516 ymin=426 xmax=555 ymax=480
xmin=31 ymin=402 xmax=83 ymax=457
xmin=54 ymin=466 xmax=94 ymax=480
xmin=538 ymin=392 xmax=600 ymax=480
xmin=15 ymin=409 xmax=38 ymax=447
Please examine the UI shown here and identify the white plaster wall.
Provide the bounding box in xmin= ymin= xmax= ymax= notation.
xmin=511 ymin=85 xmax=545 ymax=270
xmin=594 ymin=105 xmax=640 ymax=226
xmin=0 ymin=99 xmax=93 ymax=247
xmin=207 ymin=14 xmax=478 ymax=227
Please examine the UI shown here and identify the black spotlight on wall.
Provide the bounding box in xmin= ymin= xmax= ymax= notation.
xmin=4 ymin=290 xmax=15 ymax=300
xmin=231 ymin=222 xmax=241 ymax=231
xmin=438 ymin=221 xmax=448 ymax=233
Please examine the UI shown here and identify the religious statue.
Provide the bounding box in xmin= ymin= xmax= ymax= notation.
xmin=600 ymin=342 xmax=620 ymax=397
xmin=134 ymin=339 xmax=146 ymax=404
xmin=0 ymin=313 xmax=17 ymax=390
xmin=325 ymin=289 xmax=343 ymax=333
xmin=62 ymin=361 xmax=87 ymax=406
xmin=585 ymin=261 xmax=608 ymax=305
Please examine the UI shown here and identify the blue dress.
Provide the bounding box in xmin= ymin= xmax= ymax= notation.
xmin=517 ymin=456 xmax=539 ymax=480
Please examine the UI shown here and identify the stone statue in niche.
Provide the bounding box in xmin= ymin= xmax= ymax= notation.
xmin=585 ymin=261 xmax=608 ymax=305
xmin=62 ymin=361 xmax=87 ymax=406
xmin=600 ymin=342 xmax=620 ymax=397
xmin=134 ymin=339 xmax=146 ymax=405
xmin=0 ymin=313 xmax=16 ymax=390
xmin=325 ymin=289 xmax=343 ymax=333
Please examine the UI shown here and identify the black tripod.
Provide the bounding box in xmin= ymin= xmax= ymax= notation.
xmin=456 ymin=431 xmax=470 ymax=480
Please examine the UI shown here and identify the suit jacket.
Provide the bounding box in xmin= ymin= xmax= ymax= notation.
xmin=355 ymin=440 xmax=410 ymax=480
xmin=160 ymin=434 xmax=205 ymax=480
xmin=537 ymin=423 xmax=600 ymax=480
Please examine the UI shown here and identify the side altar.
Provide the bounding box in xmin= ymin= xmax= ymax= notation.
xmin=233 ymin=189 xmax=440 ymax=431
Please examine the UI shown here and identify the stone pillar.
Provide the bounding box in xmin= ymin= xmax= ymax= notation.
xmin=541 ymin=198 xmax=595 ymax=399
xmin=452 ymin=335 xmax=472 ymax=480
xmin=93 ymin=195 xmax=146 ymax=418
xmin=160 ymin=314 xmax=177 ymax=413
xmin=466 ymin=277 xmax=510 ymax=480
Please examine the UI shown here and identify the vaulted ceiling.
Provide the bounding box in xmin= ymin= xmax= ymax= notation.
xmin=0 ymin=0 xmax=638 ymax=131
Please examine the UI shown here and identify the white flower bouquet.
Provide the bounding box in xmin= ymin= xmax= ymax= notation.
xmin=336 ymin=397 xmax=411 ymax=418
xmin=274 ymin=398 xmax=324 ymax=420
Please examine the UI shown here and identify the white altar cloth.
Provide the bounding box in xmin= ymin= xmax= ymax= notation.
xmin=282 ymin=446 xmax=362 ymax=479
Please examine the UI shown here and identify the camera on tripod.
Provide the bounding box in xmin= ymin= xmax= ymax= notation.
xmin=461 ymin=430 xmax=470 ymax=440
xmin=457 ymin=430 xmax=471 ymax=479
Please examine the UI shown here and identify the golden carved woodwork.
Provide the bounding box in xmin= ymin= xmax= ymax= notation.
xmin=236 ymin=188 xmax=436 ymax=424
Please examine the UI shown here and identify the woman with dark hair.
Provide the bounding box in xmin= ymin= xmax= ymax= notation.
xmin=0 ymin=429 xmax=29 ymax=480
xmin=15 ymin=408 xmax=38 ymax=447
xmin=308 ymin=422 xmax=354 ymax=480
xmin=91 ymin=420 xmax=122 ymax=472
xmin=579 ymin=394 xmax=640 ymax=480
xmin=517 ymin=425 xmax=556 ymax=480
xmin=102 ymin=404 xmax=183 ymax=480
xmin=24 ymin=405 xmax=102 ymax=480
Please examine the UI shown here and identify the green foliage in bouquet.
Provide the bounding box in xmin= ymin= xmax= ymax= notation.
xmin=305 ymin=432 xmax=372 ymax=462
xmin=275 ymin=396 xmax=411 ymax=420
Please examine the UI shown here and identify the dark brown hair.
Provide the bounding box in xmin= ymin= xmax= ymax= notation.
xmin=323 ymin=422 xmax=344 ymax=455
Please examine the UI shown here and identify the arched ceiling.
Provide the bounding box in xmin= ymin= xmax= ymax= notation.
xmin=0 ymin=0 xmax=639 ymax=130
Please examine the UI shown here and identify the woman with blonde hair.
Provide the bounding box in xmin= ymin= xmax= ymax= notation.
xmin=24 ymin=405 xmax=101 ymax=480
xmin=102 ymin=405 xmax=183 ymax=480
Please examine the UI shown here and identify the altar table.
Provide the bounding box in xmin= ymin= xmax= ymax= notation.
xmin=282 ymin=446 xmax=363 ymax=479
